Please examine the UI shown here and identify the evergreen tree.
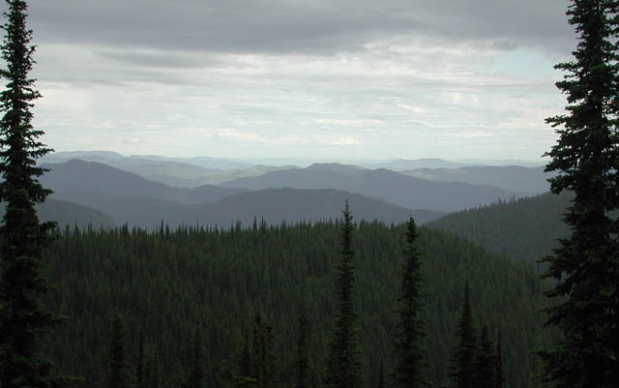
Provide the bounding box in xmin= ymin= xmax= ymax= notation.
xmin=108 ymin=316 xmax=129 ymax=388
xmin=394 ymin=218 xmax=426 ymax=388
xmin=472 ymin=326 xmax=495 ymax=388
xmin=185 ymin=325 xmax=205 ymax=388
xmin=324 ymin=202 xmax=361 ymax=388
xmin=295 ymin=311 xmax=310 ymax=388
xmin=541 ymin=1 xmax=619 ymax=386
xmin=0 ymin=1 xmax=58 ymax=387
xmin=448 ymin=282 xmax=476 ymax=388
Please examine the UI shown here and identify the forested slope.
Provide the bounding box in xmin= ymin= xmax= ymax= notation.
xmin=44 ymin=222 xmax=553 ymax=388
xmin=429 ymin=192 xmax=571 ymax=268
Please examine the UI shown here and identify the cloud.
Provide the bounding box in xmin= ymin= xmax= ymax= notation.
xmin=27 ymin=0 xmax=572 ymax=57
xmin=9 ymin=1 xmax=573 ymax=161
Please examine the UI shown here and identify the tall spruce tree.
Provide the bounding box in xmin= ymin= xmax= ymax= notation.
xmin=394 ymin=218 xmax=426 ymax=388
xmin=324 ymin=202 xmax=361 ymax=388
xmin=0 ymin=1 xmax=57 ymax=388
xmin=541 ymin=1 xmax=619 ymax=386
xmin=448 ymin=282 xmax=476 ymax=388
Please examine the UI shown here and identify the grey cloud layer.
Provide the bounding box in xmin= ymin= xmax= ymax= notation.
xmin=29 ymin=0 xmax=571 ymax=55
xmin=21 ymin=0 xmax=568 ymax=160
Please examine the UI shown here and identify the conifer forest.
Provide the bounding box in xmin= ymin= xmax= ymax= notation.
xmin=0 ymin=1 xmax=618 ymax=388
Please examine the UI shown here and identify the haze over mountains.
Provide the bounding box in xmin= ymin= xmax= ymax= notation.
xmin=36 ymin=151 xmax=555 ymax=230
xmin=403 ymin=166 xmax=553 ymax=195
xmin=40 ymin=159 xmax=447 ymax=228
xmin=221 ymin=163 xmax=519 ymax=211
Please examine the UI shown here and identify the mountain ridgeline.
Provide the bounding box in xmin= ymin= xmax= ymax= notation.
xmin=221 ymin=163 xmax=520 ymax=211
xmin=36 ymin=159 xmax=544 ymax=229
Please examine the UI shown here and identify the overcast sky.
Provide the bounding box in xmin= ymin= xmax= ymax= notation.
xmin=9 ymin=0 xmax=574 ymax=161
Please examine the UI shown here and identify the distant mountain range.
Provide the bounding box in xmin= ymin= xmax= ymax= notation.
xmin=221 ymin=163 xmax=520 ymax=212
xmin=41 ymin=160 xmax=246 ymax=204
xmin=42 ymin=151 xmax=294 ymax=187
xmin=39 ymin=160 xmax=446 ymax=228
xmin=367 ymin=158 xmax=466 ymax=170
xmin=403 ymin=165 xmax=553 ymax=195
xmin=32 ymin=154 xmax=558 ymax=230
xmin=41 ymin=151 xmax=254 ymax=170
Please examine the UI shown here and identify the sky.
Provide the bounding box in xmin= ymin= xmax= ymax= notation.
xmin=8 ymin=0 xmax=575 ymax=161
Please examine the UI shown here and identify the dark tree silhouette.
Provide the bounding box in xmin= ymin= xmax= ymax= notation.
xmin=324 ymin=202 xmax=362 ymax=388
xmin=541 ymin=1 xmax=619 ymax=386
xmin=448 ymin=282 xmax=476 ymax=388
xmin=0 ymin=1 xmax=58 ymax=387
xmin=394 ymin=218 xmax=426 ymax=388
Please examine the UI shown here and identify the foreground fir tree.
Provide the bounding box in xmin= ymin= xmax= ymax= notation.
xmin=324 ymin=202 xmax=361 ymax=388
xmin=448 ymin=282 xmax=476 ymax=388
xmin=0 ymin=1 xmax=58 ymax=387
xmin=394 ymin=218 xmax=426 ymax=388
xmin=541 ymin=1 xmax=619 ymax=386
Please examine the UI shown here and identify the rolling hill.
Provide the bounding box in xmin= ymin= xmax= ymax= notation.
xmin=428 ymin=191 xmax=572 ymax=267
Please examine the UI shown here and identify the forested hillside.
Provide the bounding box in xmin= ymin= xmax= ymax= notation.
xmin=429 ymin=192 xmax=571 ymax=268
xmin=44 ymin=222 xmax=553 ymax=388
